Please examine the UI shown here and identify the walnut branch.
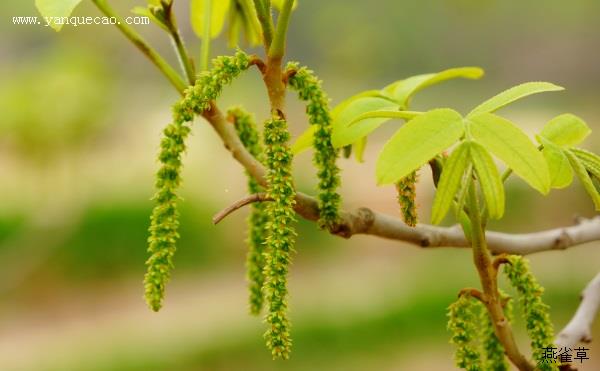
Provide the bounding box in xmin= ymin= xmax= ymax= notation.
xmin=212 ymin=193 xmax=272 ymax=225
xmin=203 ymin=102 xmax=600 ymax=255
xmin=556 ymin=273 xmax=600 ymax=348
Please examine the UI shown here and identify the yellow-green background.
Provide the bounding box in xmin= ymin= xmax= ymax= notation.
xmin=1 ymin=1 xmax=599 ymax=370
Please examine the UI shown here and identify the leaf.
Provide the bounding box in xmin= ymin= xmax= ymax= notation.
xmin=538 ymin=137 xmax=573 ymax=189
xmin=469 ymin=113 xmax=550 ymax=194
xmin=191 ymin=0 xmax=231 ymax=39
xmin=35 ymin=0 xmax=84 ymax=31
xmin=571 ymin=147 xmax=600 ymax=179
xmin=331 ymin=90 xmax=385 ymax=118
xmin=469 ymin=141 xmax=505 ymax=220
xmin=431 ymin=141 xmax=470 ymax=224
xmin=291 ymin=125 xmax=316 ymax=155
xmin=376 ymin=109 xmax=464 ymax=185
xmin=348 ymin=110 xmax=422 ymax=126
xmin=565 ymin=150 xmax=600 ymax=210
xmin=468 ymin=82 xmax=564 ymax=116
xmin=354 ymin=136 xmax=367 ymax=163
xmin=539 ymin=114 xmax=591 ymax=147
xmin=331 ymin=96 xmax=399 ymax=148
xmin=384 ymin=67 xmax=484 ymax=107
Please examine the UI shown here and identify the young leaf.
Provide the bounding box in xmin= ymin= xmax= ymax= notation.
xmin=469 ymin=141 xmax=505 ymax=220
xmin=331 ymin=96 xmax=400 ymax=148
xmin=272 ymin=0 xmax=298 ymax=10
xmin=331 ymin=90 xmax=387 ymax=118
xmin=354 ymin=136 xmax=367 ymax=163
xmin=469 ymin=113 xmax=550 ymax=194
xmin=376 ymin=109 xmax=464 ymax=185
xmin=384 ymin=67 xmax=484 ymax=107
xmin=191 ymin=0 xmax=231 ymax=39
xmin=539 ymin=114 xmax=591 ymax=147
xmin=132 ymin=6 xmax=170 ymax=32
xmin=571 ymin=147 xmax=600 ymax=179
xmin=431 ymin=142 xmax=470 ymax=224
xmin=347 ymin=110 xmax=422 ymax=126
xmin=35 ymin=0 xmax=83 ymax=31
xmin=565 ymin=150 xmax=600 ymax=210
xmin=291 ymin=125 xmax=316 ymax=155
xmin=468 ymin=82 xmax=563 ymax=117
xmin=538 ymin=137 xmax=573 ymax=189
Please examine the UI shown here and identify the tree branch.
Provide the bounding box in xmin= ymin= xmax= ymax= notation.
xmin=212 ymin=193 xmax=272 ymax=224
xmin=556 ymin=273 xmax=600 ymax=348
xmin=202 ymin=100 xmax=600 ymax=255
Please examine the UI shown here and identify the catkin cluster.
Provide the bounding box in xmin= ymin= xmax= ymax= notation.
xmin=145 ymin=51 xmax=250 ymax=312
xmin=229 ymin=107 xmax=269 ymax=315
xmin=285 ymin=63 xmax=342 ymax=230
xmin=262 ymin=116 xmax=297 ymax=359
xmin=396 ymin=171 xmax=418 ymax=227
xmin=447 ymin=294 xmax=483 ymax=370
xmin=503 ymin=255 xmax=557 ymax=371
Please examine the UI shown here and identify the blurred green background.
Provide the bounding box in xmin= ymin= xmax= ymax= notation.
xmin=1 ymin=1 xmax=599 ymax=370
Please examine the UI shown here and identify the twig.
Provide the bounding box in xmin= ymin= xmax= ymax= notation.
xmin=556 ymin=273 xmax=600 ymax=348
xmin=458 ymin=288 xmax=488 ymax=304
xmin=212 ymin=193 xmax=272 ymax=224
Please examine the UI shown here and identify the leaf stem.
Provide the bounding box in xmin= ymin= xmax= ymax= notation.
xmin=269 ymin=0 xmax=294 ymax=58
xmin=200 ymin=0 xmax=212 ymax=71
xmin=163 ymin=4 xmax=196 ymax=84
xmin=91 ymin=0 xmax=187 ymax=94
xmin=466 ymin=179 xmax=534 ymax=371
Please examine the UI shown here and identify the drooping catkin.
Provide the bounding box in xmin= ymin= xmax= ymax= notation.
xmin=479 ymin=291 xmax=512 ymax=371
xmin=228 ymin=106 xmax=268 ymax=315
xmin=145 ymin=51 xmax=250 ymax=312
xmin=503 ymin=256 xmax=557 ymax=371
xmin=262 ymin=116 xmax=297 ymax=360
xmin=285 ymin=63 xmax=342 ymax=230
xmin=447 ymin=294 xmax=483 ymax=370
xmin=396 ymin=171 xmax=418 ymax=227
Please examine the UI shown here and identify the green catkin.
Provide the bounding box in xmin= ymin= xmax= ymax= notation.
xmin=229 ymin=107 xmax=268 ymax=315
xmin=447 ymin=294 xmax=483 ymax=371
xmin=479 ymin=291 xmax=512 ymax=371
xmin=145 ymin=51 xmax=250 ymax=312
xmin=503 ymin=256 xmax=558 ymax=371
xmin=395 ymin=171 xmax=418 ymax=227
xmin=285 ymin=63 xmax=342 ymax=230
xmin=262 ymin=116 xmax=297 ymax=359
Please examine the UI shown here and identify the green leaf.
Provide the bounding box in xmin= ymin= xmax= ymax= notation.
xmin=191 ymin=0 xmax=231 ymax=39
xmin=376 ymin=109 xmax=464 ymax=185
xmin=35 ymin=0 xmax=83 ymax=31
xmin=331 ymin=90 xmax=386 ymax=118
xmin=291 ymin=125 xmax=316 ymax=155
xmin=469 ymin=141 xmax=505 ymax=220
xmin=384 ymin=67 xmax=484 ymax=107
xmin=468 ymin=82 xmax=564 ymax=116
xmin=347 ymin=110 xmax=422 ymax=126
xmin=354 ymin=136 xmax=367 ymax=163
xmin=431 ymin=142 xmax=470 ymax=224
xmin=565 ymin=150 xmax=600 ymax=210
xmin=331 ymin=96 xmax=400 ymax=148
xmin=571 ymin=147 xmax=600 ymax=179
xmin=469 ymin=113 xmax=550 ymax=194
xmin=538 ymin=137 xmax=573 ymax=189
xmin=539 ymin=114 xmax=591 ymax=147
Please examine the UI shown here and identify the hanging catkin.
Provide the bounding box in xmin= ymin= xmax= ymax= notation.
xmin=145 ymin=51 xmax=250 ymax=312
xmin=229 ymin=107 xmax=268 ymax=315
xmin=262 ymin=116 xmax=297 ymax=359
xmin=286 ymin=63 xmax=342 ymax=230
xmin=396 ymin=171 xmax=418 ymax=227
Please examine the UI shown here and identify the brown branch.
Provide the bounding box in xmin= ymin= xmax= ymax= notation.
xmin=458 ymin=288 xmax=488 ymax=304
xmin=202 ymin=102 xmax=600 ymax=255
xmin=212 ymin=193 xmax=272 ymax=225
xmin=556 ymin=273 xmax=600 ymax=348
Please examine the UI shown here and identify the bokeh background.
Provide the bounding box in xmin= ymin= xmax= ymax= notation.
xmin=1 ymin=0 xmax=599 ymax=370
